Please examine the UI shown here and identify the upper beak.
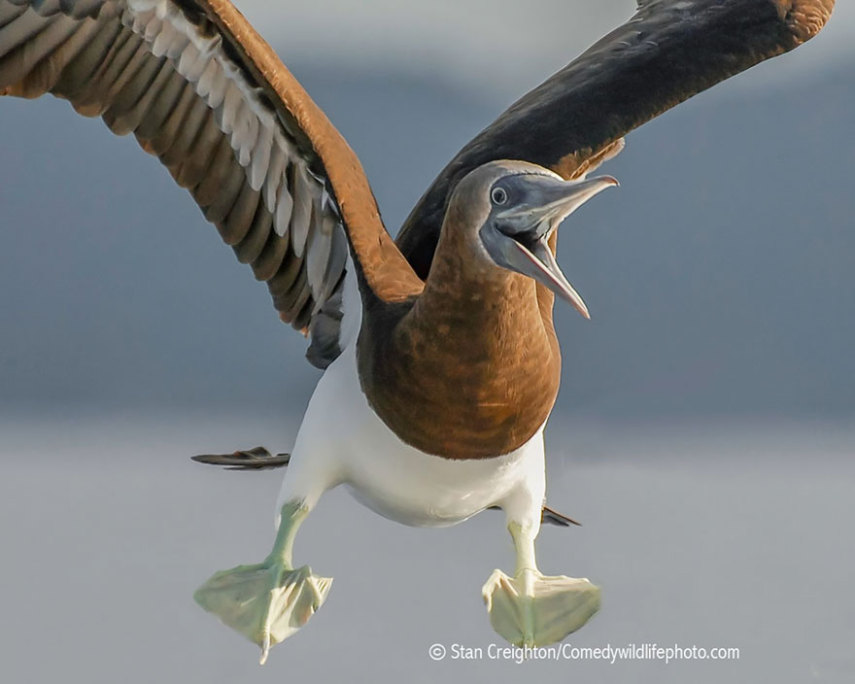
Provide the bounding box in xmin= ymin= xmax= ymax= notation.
xmin=493 ymin=175 xmax=617 ymax=319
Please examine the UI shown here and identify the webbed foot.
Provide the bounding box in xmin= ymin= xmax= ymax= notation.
xmin=482 ymin=569 xmax=599 ymax=647
xmin=195 ymin=561 xmax=332 ymax=663
xmin=194 ymin=500 xmax=330 ymax=663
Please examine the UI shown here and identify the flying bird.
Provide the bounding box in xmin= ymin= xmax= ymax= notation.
xmin=0 ymin=0 xmax=834 ymax=663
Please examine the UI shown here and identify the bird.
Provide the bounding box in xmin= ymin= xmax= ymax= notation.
xmin=0 ymin=0 xmax=834 ymax=664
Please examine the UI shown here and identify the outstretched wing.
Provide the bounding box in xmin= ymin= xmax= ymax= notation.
xmin=0 ymin=0 xmax=422 ymax=368
xmin=396 ymin=0 xmax=835 ymax=279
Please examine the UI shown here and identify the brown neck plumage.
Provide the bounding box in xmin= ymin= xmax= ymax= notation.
xmin=356 ymin=211 xmax=561 ymax=460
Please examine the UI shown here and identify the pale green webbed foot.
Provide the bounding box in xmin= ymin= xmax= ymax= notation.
xmin=195 ymin=561 xmax=332 ymax=663
xmin=194 ymin=501 xmax=331 ymax=664
xmin=483 ymin=517 xmax=600 ymax=648
xmin=482 ymin=568 xmax=600 ymax=647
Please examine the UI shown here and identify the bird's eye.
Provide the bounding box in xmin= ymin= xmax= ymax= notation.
xmin=491 ymin=186 xmax=508 ymax=205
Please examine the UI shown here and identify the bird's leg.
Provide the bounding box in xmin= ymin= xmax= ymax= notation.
xmin=482 ymin=518 xmax=600 ymax=647
xmin=194 ymin=499 xmax=332 ymax=664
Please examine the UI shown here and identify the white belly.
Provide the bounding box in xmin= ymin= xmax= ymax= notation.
xmin=277 ymin=343 xmax=546 ymax=528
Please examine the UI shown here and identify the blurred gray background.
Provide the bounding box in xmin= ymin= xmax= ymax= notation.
xmin=0 ymin=1 xmax=853 ymax=683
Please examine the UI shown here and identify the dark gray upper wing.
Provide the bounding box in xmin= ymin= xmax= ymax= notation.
xmin=395 ymin=0 xmax=835 ymax=279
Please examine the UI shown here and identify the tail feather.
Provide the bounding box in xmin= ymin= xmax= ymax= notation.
xmin=192 ymin=446 xmax=291 ymax=470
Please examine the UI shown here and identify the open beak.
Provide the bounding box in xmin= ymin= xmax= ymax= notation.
xmin=489 ymin=175 xmax=618 ymax=319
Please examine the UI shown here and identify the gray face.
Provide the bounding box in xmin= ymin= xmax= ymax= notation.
xmin=479 ymin=171 xmax=618 ymax=318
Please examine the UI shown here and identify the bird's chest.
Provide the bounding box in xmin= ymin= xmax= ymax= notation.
xmin=357 ymin=294 xmax=560 ymax=460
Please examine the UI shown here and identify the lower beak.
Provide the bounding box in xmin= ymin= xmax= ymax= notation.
xmin=498 ymin=175 xmax=617 ymax=319
xmin=503 ymin=236 xmax=593 ymax=318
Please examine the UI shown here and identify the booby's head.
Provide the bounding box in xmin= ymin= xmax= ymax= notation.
xmin=451 ymin=160 xmax=617 ymax=319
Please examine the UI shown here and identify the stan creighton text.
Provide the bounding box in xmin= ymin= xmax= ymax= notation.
xmin=432 ymin=642 xmax=740 ymax=664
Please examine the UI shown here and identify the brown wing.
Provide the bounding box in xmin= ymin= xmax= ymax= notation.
xmin=0 ymin=0 xmax=423 ymax=368
xmin=395 ymin=0 xmax=835 ymax=279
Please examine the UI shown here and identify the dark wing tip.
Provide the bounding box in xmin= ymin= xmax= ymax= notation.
xmin=191 ymin=447 xmax=291 ymax=470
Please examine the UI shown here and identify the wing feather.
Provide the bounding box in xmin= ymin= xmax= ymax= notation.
xmin=0 ymin=6 xmax=28 ymax=31
xmin=251 ymin=219 xmax=289 ymax=281
xmin=396 ymin=0 xmax=835 ymax=279
xmin=1 ymin=0 xmax=421 ymax=369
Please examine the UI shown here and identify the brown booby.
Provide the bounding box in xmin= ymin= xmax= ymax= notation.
xmin=0 ymin=0 xmax=835 ymax=663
